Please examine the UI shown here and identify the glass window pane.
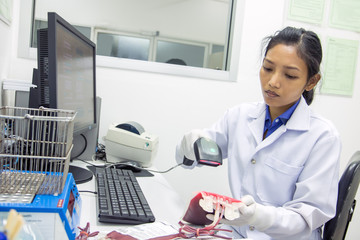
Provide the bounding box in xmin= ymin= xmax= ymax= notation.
xmin=156 ymin=40 xmax=205 ymax=67
xmin=212 ymin=44 xmax=224 ymax=54
xmin=97 ymin=33 xmax=150 ymax=61
xmin=208 ymin=44 xmax=225 ymax=70
xmin=31 ymin=20 xmax=91 ymax=48
xmin=74 ymin=26 xmax=91 ymax=40
xmin=31 ymin=20 xmax=47 ymax=48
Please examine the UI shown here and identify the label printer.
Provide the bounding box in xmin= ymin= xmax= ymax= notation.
xmin=104 ymin=122 xmax=159 ymax=167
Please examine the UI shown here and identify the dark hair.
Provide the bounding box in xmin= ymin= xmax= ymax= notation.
xmin=262 ymin=27 xmax=322 ymax=105
xmin=166 ymin=58 xmax=187 ymax=66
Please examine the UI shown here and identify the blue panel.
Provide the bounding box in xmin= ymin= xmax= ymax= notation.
xmin=0 ymin=174 xmax=82 ymax=240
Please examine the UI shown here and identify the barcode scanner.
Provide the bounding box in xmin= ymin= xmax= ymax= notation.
xmin=183 ymin=137 xmax=222 ymax=167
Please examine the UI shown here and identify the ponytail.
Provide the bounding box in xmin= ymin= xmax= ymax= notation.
xmin=302 ymin=89 xmax=314 ymax=105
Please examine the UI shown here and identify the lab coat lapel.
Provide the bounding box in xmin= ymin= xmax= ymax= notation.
xmin=259 ymin=126 xmax=287 ymax=150
xmin=248 ymin=103 xmax=266 ymax=146
xmin=247 ymin=102 xmax=286 ymax=149
xmin=285 ymin=97 xmax=310 ymax=131
xmin=247 ymin=97 xmax=310 ymax=151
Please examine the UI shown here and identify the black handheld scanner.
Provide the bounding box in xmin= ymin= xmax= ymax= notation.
xmin=183 ymin=137 xmax=222 ymax=167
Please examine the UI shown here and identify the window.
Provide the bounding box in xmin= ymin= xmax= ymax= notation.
xmin=18 ymin=0 xmax=244 ymax=81
xmin=96 ymin=32 xmax=151 ymax=61
xmin=95 ymin=30 xmax=209 ymax=68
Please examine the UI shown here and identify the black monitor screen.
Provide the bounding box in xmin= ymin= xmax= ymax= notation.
xmin=55 ymin=21 xmax=96 ymax=134
xmin=30 ymin=12 xmax=97 ymax=136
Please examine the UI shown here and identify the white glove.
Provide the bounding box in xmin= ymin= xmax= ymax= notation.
xmin=175 ymin=129 xmax=210 ymax=169
xmin=207 ymin=195 xmax=276 ymax=231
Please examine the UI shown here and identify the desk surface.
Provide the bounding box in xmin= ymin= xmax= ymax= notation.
xmin=74 ymin=161 xmax=250 ymax=239
xmin=74 ymin=160 xmax=186 ymax=236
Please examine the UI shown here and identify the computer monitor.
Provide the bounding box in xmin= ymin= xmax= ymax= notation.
xmin=29 ymin=12 xmax=97 ymax=184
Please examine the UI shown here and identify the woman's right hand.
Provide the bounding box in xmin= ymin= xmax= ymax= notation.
xmin=175 ymin=129 xmax=210 ymax=169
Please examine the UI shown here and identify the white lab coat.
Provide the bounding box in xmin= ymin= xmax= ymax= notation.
xmin=202 ymin=97 xmax=341 ymax=240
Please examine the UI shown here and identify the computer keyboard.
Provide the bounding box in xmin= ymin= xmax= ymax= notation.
xmin=95 ymin=167 xmax=155 ymax=224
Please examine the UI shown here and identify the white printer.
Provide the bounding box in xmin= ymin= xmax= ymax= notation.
xmin=104 ymin=121 xmax=159 ymax=167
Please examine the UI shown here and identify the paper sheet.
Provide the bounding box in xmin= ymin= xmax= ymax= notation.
xmin=113 ymin=222 xmax=178 ymax=239
xmin=321 ymin=37 xmax=359 ymax=96
xmin=287 ymin=0 xmax=325 ymax=24
xmin=93 ymin=221 xmax=179 ymax=240
xmin=0 ymin=0 xmax=11 ymax=24
xmin=329 ymin=0 xmax=360 ymax=32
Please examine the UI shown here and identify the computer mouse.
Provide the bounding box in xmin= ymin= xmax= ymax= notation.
xmin=183 ymin=137 xmax=222 ymax=167
xmin=115 ymin=161 xmax=143 ymax=172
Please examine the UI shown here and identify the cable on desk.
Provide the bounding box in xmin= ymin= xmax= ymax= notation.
xmin=72 ymin=134 xmax=88 ymax=160
xmin=105 ymin=162 xmax=184 ymax=173
xmin=146 ymin=163 xmax=184 ymax=173
xmin=95 ymin=143 xmax=106 ymax=161
xmin=76 ymin=158 xmax=107 ymax=168
xmin=105 ymin=162 xmax=183 ymax=173
xmin=79 ymin=190 xmax=97 ymax=194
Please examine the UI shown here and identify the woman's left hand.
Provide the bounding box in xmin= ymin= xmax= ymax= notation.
xmin=207 ymin=195 xmax=276 ymax=231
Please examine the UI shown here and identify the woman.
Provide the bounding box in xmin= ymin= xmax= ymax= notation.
xmin=176 ymin=27 xmax=341 ymax=239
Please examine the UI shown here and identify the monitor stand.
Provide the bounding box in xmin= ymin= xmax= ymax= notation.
xmin=68 ymin=97 xmax=101 ymax=185
xmin=68 ymin=165 xmax=93 ymax=184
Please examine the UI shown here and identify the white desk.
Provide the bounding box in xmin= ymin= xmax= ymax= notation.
xmin=75 ymin=161 xmax=186 ymax=235
xmin=74 ymin=162 xmax=250 ymax=239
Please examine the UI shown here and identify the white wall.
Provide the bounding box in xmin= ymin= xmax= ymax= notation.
xmin=0 ymin=21 xmax=11 ymax=76
xmin=3 ymin=0 xmax=360 ymax=239
xmin=0 ymin=16 xmax=12 ymax=106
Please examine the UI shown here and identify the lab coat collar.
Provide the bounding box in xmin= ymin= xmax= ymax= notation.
xmin=248 ymin=96 xmax=310 ymax=146
xmin=284 ymin=96 xmax=310 ymax=131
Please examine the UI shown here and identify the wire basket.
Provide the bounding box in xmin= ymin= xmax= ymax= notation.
xmin=0 ymin=106 xmax=76 ymax=198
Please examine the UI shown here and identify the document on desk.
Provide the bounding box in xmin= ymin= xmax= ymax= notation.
xmin=95 ymin=221 xmax=178 ymax=239
xmin=114 ymin=221 xmax=178 ymax=239
xmin=94 ymin=222 xmax=253 ymax=239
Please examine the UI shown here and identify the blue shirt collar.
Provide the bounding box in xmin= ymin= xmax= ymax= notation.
xmin=265 ymin=98 xmax=300 ymax=125
xmin=263 ymin=98 xmax=301 ymax=138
